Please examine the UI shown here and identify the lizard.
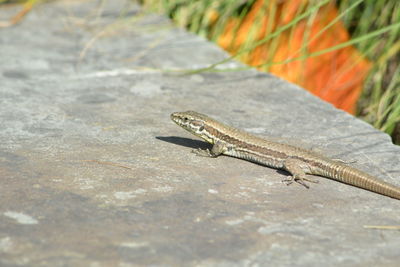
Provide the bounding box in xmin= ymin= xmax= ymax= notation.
xmin=170 ymin=110 xmax=400 ymax=200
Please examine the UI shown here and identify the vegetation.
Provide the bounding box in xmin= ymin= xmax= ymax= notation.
xmin=339 ymin=0 xmax=400 ymax=143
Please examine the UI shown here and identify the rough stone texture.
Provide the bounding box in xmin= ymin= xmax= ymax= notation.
xmin=1 ymin=0 xmax=400 ymax=266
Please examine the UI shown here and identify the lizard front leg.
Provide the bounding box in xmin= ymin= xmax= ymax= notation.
xmin=192 ymin=141 xmax=227 ymax=158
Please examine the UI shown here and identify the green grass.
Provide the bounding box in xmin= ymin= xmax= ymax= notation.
xmin=339 ymin=0 xmax=400 ymax=143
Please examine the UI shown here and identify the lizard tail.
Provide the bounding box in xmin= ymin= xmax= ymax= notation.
xmin=322 ymin=163 xmax=400 ymax=200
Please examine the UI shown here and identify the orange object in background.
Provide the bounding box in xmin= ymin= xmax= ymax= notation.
xmin=217 ymin=0 xmax=371 ymax=114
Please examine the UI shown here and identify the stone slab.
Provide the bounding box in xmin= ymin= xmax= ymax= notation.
xmin=1 ymin=0 xmax=400 ymax=266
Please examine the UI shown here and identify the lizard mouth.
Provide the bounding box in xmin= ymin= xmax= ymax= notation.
xmin=170 ymin=112 xmax=183 ymax=126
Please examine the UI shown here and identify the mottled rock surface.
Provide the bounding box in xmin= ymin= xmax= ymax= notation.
xmin=1 ymin=0 xmax=400 ymax=266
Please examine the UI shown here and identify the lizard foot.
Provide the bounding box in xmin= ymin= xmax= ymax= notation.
xmin=332 ymin=158 xmax=357 ymax=164
xmin=191 ymin=148 xmax=213 ymax=157
xmin=282 ymin=175 xmax=319 ymax=189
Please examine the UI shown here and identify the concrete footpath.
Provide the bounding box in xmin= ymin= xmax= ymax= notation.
xmin=1 ymin=0 xmax=400 ymax=266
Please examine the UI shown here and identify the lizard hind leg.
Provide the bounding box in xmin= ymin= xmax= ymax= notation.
xmin=282 ymin=158 xmax=319 ymax=189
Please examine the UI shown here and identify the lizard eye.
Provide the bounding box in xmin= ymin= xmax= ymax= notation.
xmin=199 ymin=126 xmax=204 ymax=131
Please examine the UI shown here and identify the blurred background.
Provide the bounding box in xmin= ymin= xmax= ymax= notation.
xmin=2 ymin=0 xmax=399 ymax=144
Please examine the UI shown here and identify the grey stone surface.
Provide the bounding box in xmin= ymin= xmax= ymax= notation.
xmin=1 ymin=0 xmax=400 ymax=266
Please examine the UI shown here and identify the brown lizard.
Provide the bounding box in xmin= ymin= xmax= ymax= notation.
xmin=171 ymin=111 xmax=400 ymax=200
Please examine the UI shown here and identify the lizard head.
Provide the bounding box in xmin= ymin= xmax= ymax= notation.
xmin=170 ymin=111 xmax=214 ymax=143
